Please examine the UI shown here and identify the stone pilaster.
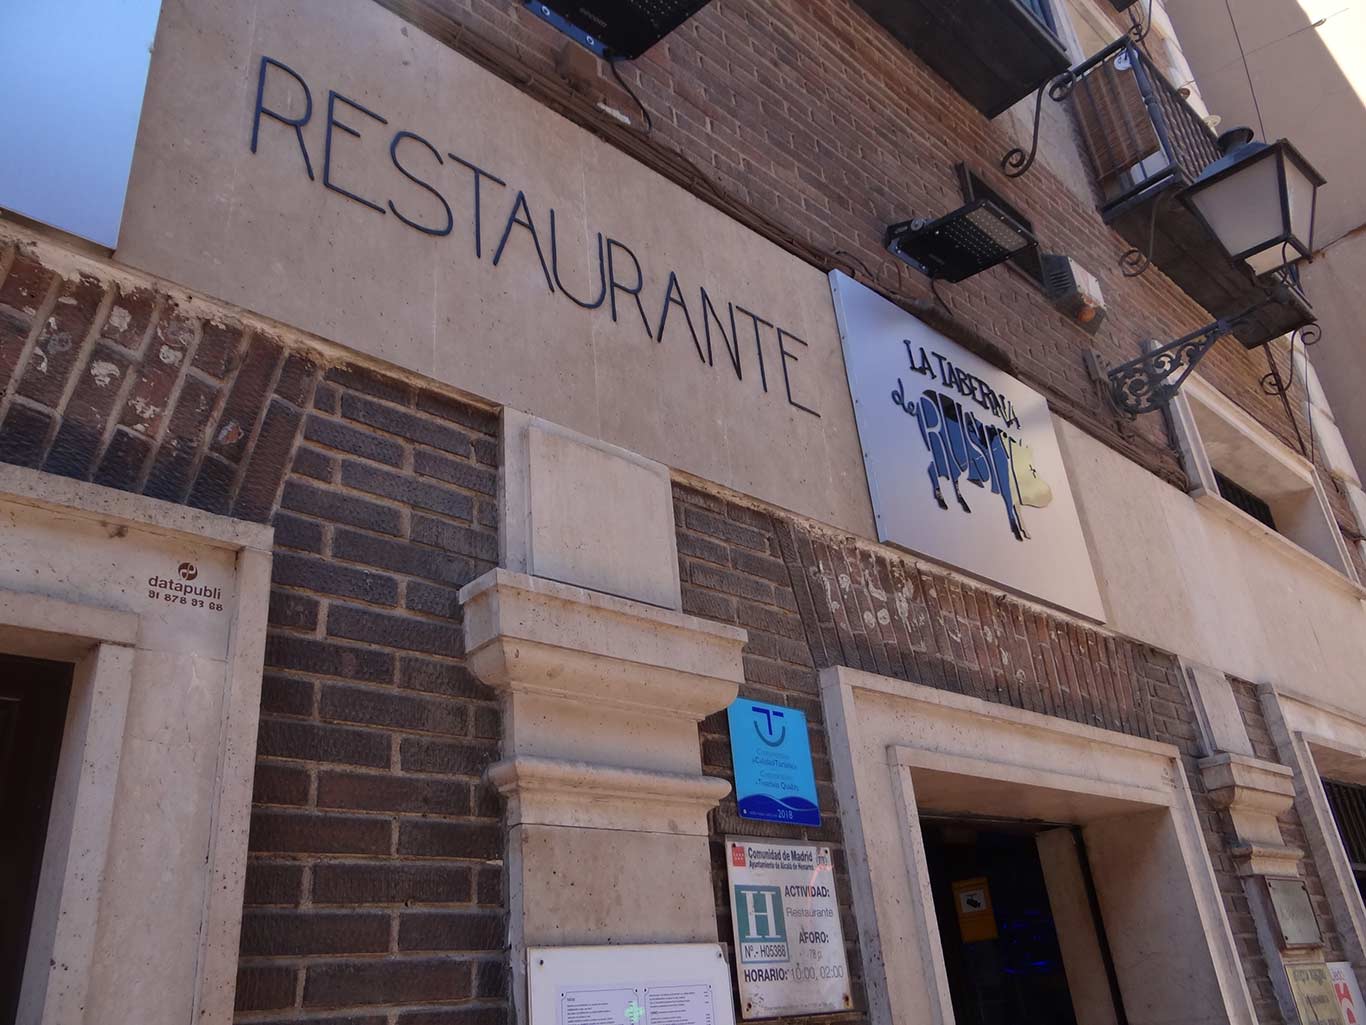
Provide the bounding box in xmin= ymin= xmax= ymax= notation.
xmin=1200 ymin=727 xmax=1341 ymax=1023
xmin=461 ymin=568 xmax=745 ymax=1022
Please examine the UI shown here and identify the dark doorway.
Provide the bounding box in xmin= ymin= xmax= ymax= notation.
xmin=921 ymin=818 xmax=1079 ymax=1025
xmin=0 ymin=654 xmax=73 ymax=1025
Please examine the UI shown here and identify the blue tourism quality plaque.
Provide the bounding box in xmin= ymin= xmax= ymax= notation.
xmin=727 ymin=699 xmax=820 ymax=827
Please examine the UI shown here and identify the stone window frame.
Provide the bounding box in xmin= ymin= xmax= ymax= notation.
xmin=820 ymin=664 xmax=1258 ymax=1025
xmin=1169 ymin=373 xmax=1362 ymax=590
xmin=0 ymin=464 xmax=272 ymax=1025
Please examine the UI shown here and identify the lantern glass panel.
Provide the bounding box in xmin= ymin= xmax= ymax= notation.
xmin=1187 ymin=149 xmax=1283 ymax=269
xmin=1286 ymin=156 xmax=1318 ymax=251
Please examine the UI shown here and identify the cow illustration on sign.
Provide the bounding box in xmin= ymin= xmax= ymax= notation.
xmin=892 ymin=341 xmax=1052 ymax=541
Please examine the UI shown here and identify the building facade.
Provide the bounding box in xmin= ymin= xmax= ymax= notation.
xmin=1160 ymin=0 xmax=1366 ymax=578
xmin=2 ymin=2 xmax=1366 ymax=1025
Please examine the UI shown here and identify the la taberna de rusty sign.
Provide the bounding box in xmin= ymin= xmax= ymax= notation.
xmin=830 ymin=271 xmax=1104 ymax=621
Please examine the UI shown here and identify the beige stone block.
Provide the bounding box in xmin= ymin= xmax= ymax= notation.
xmin=1056 ymin=418 xmax=1366 ymax=721
xmin=513 ymin=824 xmax=718 ymax=947
xmin=1199 ymin=751 xmax=1297 ymax=850
xmin=504 ymin=690 xmax=706 ymax=776
xmin=462 ymin=567 xmax=743 ymax=1019
xmin=501 ymin=410 xmax=680 ymax=610
xmin=115 ymin=0 xmax=876 ymax=539
xmin=820 ymin=667 xmax=1259 ymax=1025
xmin=1185 ymin=661 xmax=1255 ymax=757
xmin=1036 ymin=828 xmax=1120 ymax=1025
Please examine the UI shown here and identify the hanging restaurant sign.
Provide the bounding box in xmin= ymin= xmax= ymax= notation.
xmin=829 ymin=271 xmax=1105 ymax=621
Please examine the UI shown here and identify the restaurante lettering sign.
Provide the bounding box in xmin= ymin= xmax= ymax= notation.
xmin=249 ymin=56 xmax=820 ymax=417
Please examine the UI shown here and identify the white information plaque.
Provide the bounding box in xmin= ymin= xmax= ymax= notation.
xmin=528 ymin=943 xmax=735 ymax=1025
xmin=725 ymin=838 xmax=851 ymax=1019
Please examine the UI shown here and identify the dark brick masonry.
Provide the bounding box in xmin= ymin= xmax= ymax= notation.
xmin=1 ymin=0 xmax=1364 ymax=1017
xmin=674 ymin=481 xmax=1304 ymax=1025
xmin=238 ymin=363 xmax=506 ymax=1025
xmin=0 ymin=240 xmax=510 ymax=1025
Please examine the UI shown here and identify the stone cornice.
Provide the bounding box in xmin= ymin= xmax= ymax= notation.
xmin=460 ymin=569 xmax=746 ymax=720
xmin=488 ymin=756 xmax=731 ymax=835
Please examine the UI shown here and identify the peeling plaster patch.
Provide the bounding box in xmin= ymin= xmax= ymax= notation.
xmin=57 ymin=296 xmax=77 ymax=305
xmin=108 ymin=306 xmax=132 ymax=333
xmin=217 ymin=422 xmax=244 ymax=446
xmin=158 ymin=344 xmax=183 ymax=366
xmin=876 ymin=608 xmax=890 ymax=626
xmin=862 ymin=611 xmax=876 ymax=629
xmin=131 ymin=397 xmax=159 ymax=421
xmin=90 ymin=361 xmax=120 ymax=386
xmin=30 ymin=349 xmax=48 ymax=374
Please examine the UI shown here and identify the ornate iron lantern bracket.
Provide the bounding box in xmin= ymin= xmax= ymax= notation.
xmin=1105 ymin=284 xmax=1307 ymax=415
xmin=1106 ymin=321 xmax=1230 ymax=415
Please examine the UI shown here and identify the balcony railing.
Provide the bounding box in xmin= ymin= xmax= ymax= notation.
xmin=1065 ymin=37 xmax=1312 ymax=348
xmin=1068 ymin=38 xmax=1219 ymax=215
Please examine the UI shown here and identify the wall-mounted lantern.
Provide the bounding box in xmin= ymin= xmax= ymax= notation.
xmin=1182 ymin=129 xmax=1325 ymax=278
xmin=1104 ymin=126 xmax=1325 ymax=416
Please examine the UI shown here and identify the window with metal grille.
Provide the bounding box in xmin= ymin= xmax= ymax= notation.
xmin=1323 ymin=779 xmax=1366 ymax=900
xmin=1213 ymin=470 xmax=1277 ymax=532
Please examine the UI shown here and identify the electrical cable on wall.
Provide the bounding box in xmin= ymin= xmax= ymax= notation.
xmin=1224 ymin=0 xmax=1267 ymax=138
xmin=609 ymin=58 xmax=654 ymax=134
xmin=834 ymin=249 xmax=877 ymax=284
xmin=929 ymin=276 xmax=953 ymax=317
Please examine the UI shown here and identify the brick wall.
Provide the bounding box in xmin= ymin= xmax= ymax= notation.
xmin=675 ymin=478 xmax=1294 ymax=1022
xmin=238 ymin=363 xmax=505 ymax=1024
xmin=0 ymin=242 xmax=308 ymax=519
xmin=0 ymin=184 xmax=1346 ymax=1025
xmin=677 ymin=484 xmax=869 ymax=1025
xmin=0 ymin=3 xmax=1361 ymax=1005
xmin=0 ymin=239 xmax=510 ymax=1025
xmin=377 ymin=0 xmax=1358 ymax=549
